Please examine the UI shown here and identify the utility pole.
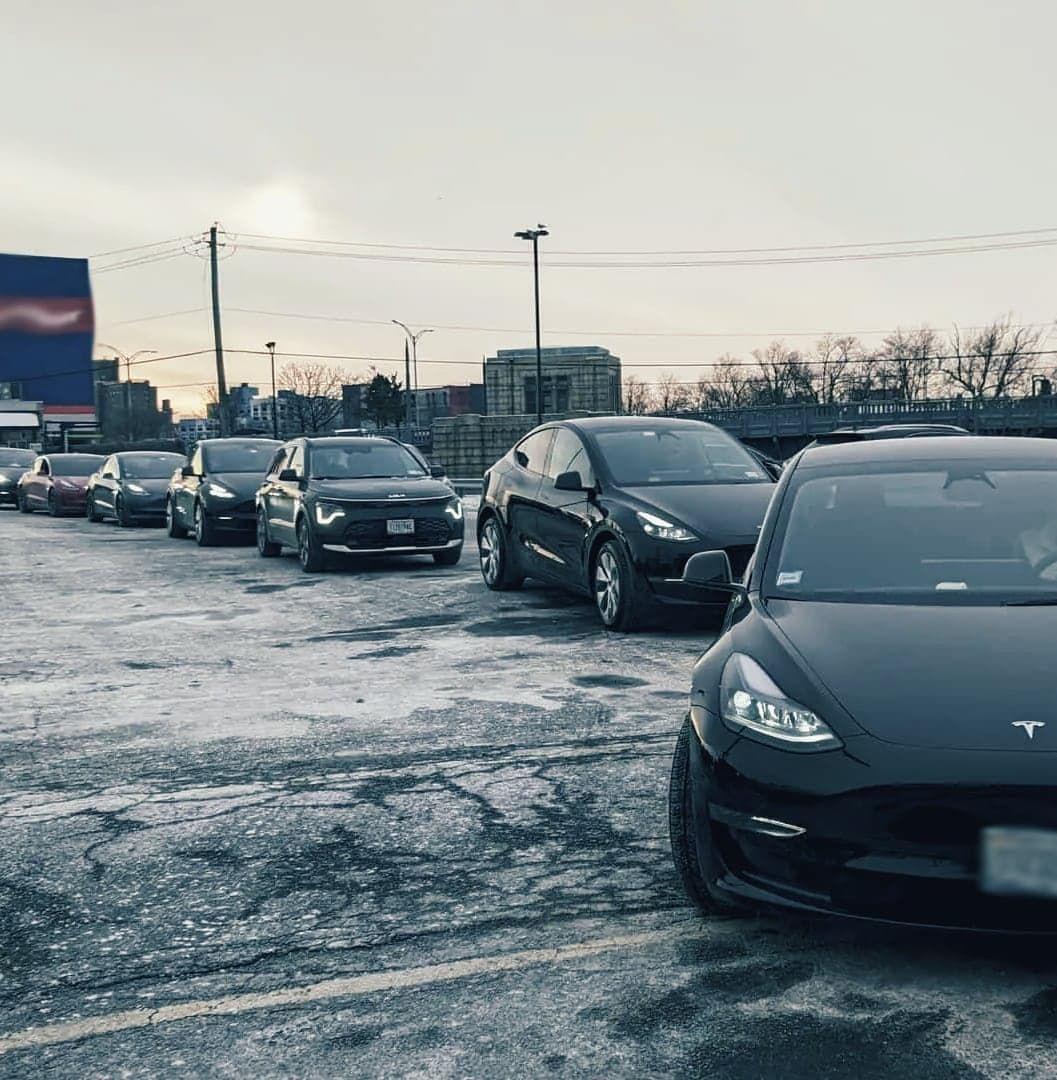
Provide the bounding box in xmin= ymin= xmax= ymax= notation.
xmin=392 ymin=321 xmax=433 ymax=429
xmin=514 ymin=225 xmax=548 ymax=425
xmin=403 ymin=339 xmax=413 ymax=428
xmin=209 ymin=225 xmax=229 ymax=436
xmin=265 ymin=342 xmax=278 ymax=439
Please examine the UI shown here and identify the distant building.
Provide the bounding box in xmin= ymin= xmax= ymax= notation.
xmin=484 ymin=346 xmax=621 ymax=416
xmin=228 ymin=383 xmax=260 ymax=427
xmin=244 ymin=390 xmax=297 ymax=437
xmin=176 ymin=417 xmax=220 ymax=444
xmin=342 ymin=382 xmax=485 ymax=428
xmin=97 ymin=380 xmax=168 ymax=442
xmin=0 ymin=399 xmax=43 ymax=448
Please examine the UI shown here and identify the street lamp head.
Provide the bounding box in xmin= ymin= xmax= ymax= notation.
xmin=265 ymin=341 xmax=276 ymax=351
xmin=515 ymin=227 xmax=548 ymax=240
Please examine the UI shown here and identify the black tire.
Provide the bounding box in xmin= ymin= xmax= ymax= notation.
xmin=47 ymin=490 xmax=60 ymax=518
xmin=166 ymin=498 xmax=188 ymax=538
xmin=433 ymin=544 xmax=462 ymax=567
xmin=86 ymin=493 xmax=103 ymax=522
xmin=17 ymin=490 xmax=32 ymax=514
xmin=116 ymin=495 xmax=134 ymax=528
xmin=478 ymin=515 xmax=524 ymax=590
xmin=297 ymin=516 xmax=325 ymax=573
xmin=193 ymin=501 xmax=218 ymax=547
xmin=668 ymin=716 xmax=721 ymax=913
xmin=257 ymin=508 xmax=281 ymax=557
xmin=592 ymin=539 xmax=645 ymax=632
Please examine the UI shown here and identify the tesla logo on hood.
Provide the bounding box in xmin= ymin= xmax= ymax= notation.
xmin=1013 ymin=721 xmax=1046 ymax=740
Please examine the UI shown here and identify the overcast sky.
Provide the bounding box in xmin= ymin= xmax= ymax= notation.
xmin=3 ymin=0 xmax=1056 ymax=416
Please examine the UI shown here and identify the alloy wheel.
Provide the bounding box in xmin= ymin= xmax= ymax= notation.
xmin=480 ymin=520 xmax=501 ymax=584
xmin=194 ymin=503 xmax=203 ymax=543
xmin=595 ymin=548 xmax=622 ymax=624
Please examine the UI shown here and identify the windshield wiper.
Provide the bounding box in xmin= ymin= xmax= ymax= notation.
xmin=1002 ymin=595 xmax=1057 ymax=606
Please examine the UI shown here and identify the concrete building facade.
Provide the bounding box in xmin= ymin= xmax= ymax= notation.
xmin=484 ymin=346 xmax=621 ymax=417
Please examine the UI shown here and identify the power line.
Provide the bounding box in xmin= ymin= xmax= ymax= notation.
xmin=226 ymin=305 xmax=1054 ymax=342
xmin=104 ymin=308 xmax=206 ymax=327
xmin=230 ymin=224 xmax=1057 ymax=258
xmin=88 ymin=235 xmax=201 ymax=260
xmin=6 ymin=349 xmax=214 ymax=386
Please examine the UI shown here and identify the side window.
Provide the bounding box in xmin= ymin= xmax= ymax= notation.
xmin=287 ymin=446 xmax=305 ymax=477
xmin=38 ymin=459 xmax=50 ymax=477
xmin=107 ymin=457 xmax=119 ymax=478
xmin=513 ymin=429 xmax=555 ymax=476
xmin=190 ymin=449 xmax=203 ymax=476
xmin=546 ymin=428 xmax=594 ymax=487
xmin=268 ymin=447 xmax=289 ymax=477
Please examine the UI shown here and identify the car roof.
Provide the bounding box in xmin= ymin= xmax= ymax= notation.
xmin=302 ymin=435 xmax=403 ymax=446
xmin=798 ymin=435 xmax=1057 ymax=468
xmin=561 ymin=416 xmax=723 ymax=435
xmin=114 ymin=450 xmax=184 ymax=457
xmin=814 ymin=423 xmax=970 ymax=441
xmin=197 ymin=437 xmax=280 ymax=446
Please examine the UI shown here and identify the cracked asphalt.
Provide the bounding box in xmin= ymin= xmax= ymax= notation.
xmin=4 ymin=506 xmax=1057 ymax=1078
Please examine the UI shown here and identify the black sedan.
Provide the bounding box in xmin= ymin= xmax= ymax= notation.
xmin=0 ymin=447 xmax=35 ymax=508
xmin=477 ymin=417 xmax=775 ymax=630
xmin=86 ymin=451 xmax=186 ymax=526
xmin=669 ymin=435 xmax=1057 ymax=931
xmin=166 ymin=438 xmax=280 ymax=545
xmin=255 ymin=435 xmax=463 ymax=572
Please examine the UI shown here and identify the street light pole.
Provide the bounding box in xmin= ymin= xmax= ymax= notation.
xmin=265 ymin=342 xmax=278 ymax=439
xmin=97 ymin=343 xmax=157 ymax=444
xmin=514 ymin=225 xmax=548 ymax=425
xmin=392 ymin=321 xmax=433 ymax=430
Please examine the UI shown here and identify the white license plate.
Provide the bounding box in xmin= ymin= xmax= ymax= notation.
xmin=386 ymin=518 xmax=415 ymax=536
xmin=979 ymin=827 xmax=1057 ymax=898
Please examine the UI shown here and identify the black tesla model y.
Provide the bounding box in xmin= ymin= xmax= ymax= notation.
xmin=669 ymin=435 xmax=1057 ymax=931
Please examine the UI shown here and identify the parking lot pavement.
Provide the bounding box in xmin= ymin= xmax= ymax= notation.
xmin=4 ymin=510 xmax=1057 ymax=1079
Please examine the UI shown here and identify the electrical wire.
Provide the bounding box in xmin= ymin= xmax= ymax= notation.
xmin=105 ymin=308 xmax=207 ymax=327
xmin=88 ymin=234 xmax=201 ymax=260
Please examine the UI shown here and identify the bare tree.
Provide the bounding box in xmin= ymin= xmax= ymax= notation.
xmin=200 ymin=385 xmax=219 ymax=416
xmin=277 ymin=361 xmax=351 ymax=433
xmin=750 ymin=342 xmax=815 ymax=405
xmin=654 ymin=372 xmax=692 ymax=416
xmin=876 ymin=326 xmax=939 ymax=401
xmin=623 ymin=375 xmax=655 ymax=415
xmin=813 ymin=335 xmax=863 ymax=404
xmin=940 ymin=317 xmax=1044 ymax=400
xmin=695 ymin=355 xmax=754 ymax=409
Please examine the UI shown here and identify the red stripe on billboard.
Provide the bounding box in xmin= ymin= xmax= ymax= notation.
xmin=0 ymin=297 xmax=94 ymax=334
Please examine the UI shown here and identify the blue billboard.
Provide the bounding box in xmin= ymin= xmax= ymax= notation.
xmin=0 ymin=253 xmax=94 ymax=406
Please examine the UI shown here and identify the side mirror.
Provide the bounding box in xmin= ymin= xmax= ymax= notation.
xmin=429 ymin=464 xmax=446 ymax=479
xmin=180 ymin=465 xmax=195 ymax=478
xmin=514 ymin=450 xmax=529 ymax=468
xmin=683 ymin=550 xmax=735 ymax=587
xmin=554 ymin=470 xmax=588 ymax=492
xmin=278 ymin=468 xmax=298 ymax=482
xmin=103 ymin=472 xmax=116 ymax=481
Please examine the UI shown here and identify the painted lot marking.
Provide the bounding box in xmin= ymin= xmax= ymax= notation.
xmin=0 ymin=925 xmax=702 ymax=1055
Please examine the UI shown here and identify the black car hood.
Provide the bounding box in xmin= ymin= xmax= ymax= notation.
xmin=210 ymin=472 xmax=266 ymax=499
xmin=768 ymin=599 xmax=1057 ymax=750
xmin=623 ymin=482 xmax=773 ymax=543
xmin=125 ymin=478 xmax=169 ymax=494
xmin=308 ymin=477 xmax=453 ymax=501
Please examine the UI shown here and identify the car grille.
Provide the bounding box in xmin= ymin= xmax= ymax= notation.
xmin=343 ymin=517 xmax=452 ymax=549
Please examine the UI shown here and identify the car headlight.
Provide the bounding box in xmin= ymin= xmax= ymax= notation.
xmin=126 ymin=483 xmax=149 ymax=495
xmin=0 ymin=473 xmax=10 ymax=484
xmin=315 ymin=502 xmax=346 ymax=525
xmin=445 ymin=497 xmax=463 ymax=520
xmin=205 ymin=482 xmax=236 ymax=499
xmin=720 ymin=653 xmax=841 ymax=750
xmin=635 ymin=510 xmax=696 ymax=541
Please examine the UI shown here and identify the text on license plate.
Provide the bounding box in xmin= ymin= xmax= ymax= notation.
xmin=979 ymin=826 xmax=1057 ymax=899
xmin=387 ymin=518 xmax=415 ymax=535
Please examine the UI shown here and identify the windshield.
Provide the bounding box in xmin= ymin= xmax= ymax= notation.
xmin=767 ymin=463 xmax=1057 ymax=605
xmin=51 ymin=455 xmax=104 ymax=476
xmin=594 ymin=427 xmax=769 ymax=486
xmin=310 ymin=442 xmax=426 ymax=479
xmin=202 ymin=442 xmax=278 ymax=474
xmin=121 ymin=454 xmax=183 ymax=479
xmin=0 ymin=449 xmax=34 ymax=467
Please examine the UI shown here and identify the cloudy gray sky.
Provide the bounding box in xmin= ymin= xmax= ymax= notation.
xmin=3 ymin=0 xmax=1056 ymax=415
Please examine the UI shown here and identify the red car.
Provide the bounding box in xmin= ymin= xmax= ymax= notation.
xmin=17 ymin=453 xmax=106 ymax=516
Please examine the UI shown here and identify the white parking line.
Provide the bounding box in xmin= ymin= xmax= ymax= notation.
xmin=0 ymin=925 xmax=701 ymax=1055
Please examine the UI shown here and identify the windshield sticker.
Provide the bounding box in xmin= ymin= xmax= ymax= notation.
xmin=745 ymin=470 xmax=763 ymax=478
xmin=777 ymin=571 xmax=803 ymax=587
xmin=935 ymin=581 xmax=969 ymax=591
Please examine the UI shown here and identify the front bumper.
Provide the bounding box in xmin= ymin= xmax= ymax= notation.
xmin=54 ymin=487 xmax=88 ymax=512
xmin=0 ymin=483 xmax=17 ymax=505
xmin=124 ymin=493 xmax=168 ymax=518
xmin=206 ymin=498 xmax=257 ymax=532
xmin=689 ymin=710 xmax=1057 ymax=931
xmin=633 ymin=537 xmax=756 ymax=607
xmin=313 ymin=502 xmax=465 ymax=555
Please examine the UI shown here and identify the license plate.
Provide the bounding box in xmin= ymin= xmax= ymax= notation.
xmin=386 ymin=518 xmax=415 ymax=536
xmin=979 ymin=827 xmax=1057 ymax=898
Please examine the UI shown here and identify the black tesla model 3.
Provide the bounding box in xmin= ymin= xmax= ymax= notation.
xmin=669 ymin=435 xmax=1057 ymax=931
xmin=478 ymin=417 xmax=774 ymax=630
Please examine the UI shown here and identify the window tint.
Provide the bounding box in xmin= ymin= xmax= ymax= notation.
xmin=202 ymin=442 xmax=278 ymax=473
xmin=119 ymin=454 xmax=184 ymax=479
xmin=309 ymin=442 xmax=426 ymax=479
xmin=0 ymin=449 xmax=34 ymax=467
xmin=594 ymin=427 xmax=769 ymax=486
xmin=514 ymin=429 xmax=555 ymax=475
xmin=288 ymin=446 xmax=305 ymax=476
xmin=546 ymin=427 xmax=594 ymax=486
xmin=50 ymin=455 xmax=103 ymax=476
